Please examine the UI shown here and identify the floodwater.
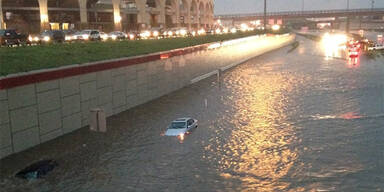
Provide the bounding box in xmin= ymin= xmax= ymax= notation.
xmin=1 ymin=37 xmax=384 ymax=192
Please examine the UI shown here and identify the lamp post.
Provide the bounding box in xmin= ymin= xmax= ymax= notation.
xmin=371 ymin=0 xmax=375 ymax=10
xmin=264 ymin=0 xmax=267 ymax=32
xmin=346 ymin=0 xmax=350 ymax=33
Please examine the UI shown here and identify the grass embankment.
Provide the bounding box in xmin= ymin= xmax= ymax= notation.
xmin=0 ymin=30 xmax=288 ymax=76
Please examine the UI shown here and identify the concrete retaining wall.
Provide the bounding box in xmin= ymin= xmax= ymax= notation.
xmin=0 ymin=34 xmax=295 ymax=159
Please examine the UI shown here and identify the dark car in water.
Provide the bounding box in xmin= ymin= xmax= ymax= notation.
xmin=0 ymin=29 xmax=26 ymax=46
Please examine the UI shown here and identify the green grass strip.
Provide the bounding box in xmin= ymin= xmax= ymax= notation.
xmin=0 ymin=30 xmax=288 ymax=76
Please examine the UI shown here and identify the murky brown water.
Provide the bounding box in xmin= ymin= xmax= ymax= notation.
xmin=1 ymin=37 xmax=384 ymax=192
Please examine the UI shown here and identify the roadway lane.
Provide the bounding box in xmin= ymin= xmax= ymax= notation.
xmin=1 ymin=36 xmax=384 ymax=192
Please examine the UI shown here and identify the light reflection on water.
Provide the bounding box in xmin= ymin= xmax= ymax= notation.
xmin=220 ymin=71 xmax=297 ymax=191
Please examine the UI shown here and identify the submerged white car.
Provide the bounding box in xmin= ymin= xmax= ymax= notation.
xmin=165 ymin=118 xmax=198 ymax=136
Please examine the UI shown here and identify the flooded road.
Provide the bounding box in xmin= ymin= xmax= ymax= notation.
xmin=1 ymin=37 xmax=384 ymax=191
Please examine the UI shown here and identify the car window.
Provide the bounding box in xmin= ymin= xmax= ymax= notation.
xmin=7 ymin=30 xmax=17 ymax=36
xmin=42 ymin=31 xmax=51 ymax=36
xmin=82 ymin=31 xmax=91 ymax=35
xmin=171 ymin=122 xmax=186 ymax=129
xmin=0 ymin=30 xmax=4 ymax=36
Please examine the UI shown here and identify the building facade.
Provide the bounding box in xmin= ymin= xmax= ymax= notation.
xmin=0 ymin=0 xmax=214 ymax=33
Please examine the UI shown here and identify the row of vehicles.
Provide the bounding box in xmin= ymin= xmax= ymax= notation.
xmin=1 ymin=26 xmax=246 ymax=47
xmin=0 ymin=29 xmax=28 ymax=46
xmin=27 ymin=30 xmax=131 ymax=44
xmin=1 ymin=28 xmax=189 ymax=46
xmin=346 ymin=38 xmax=384 ymax=58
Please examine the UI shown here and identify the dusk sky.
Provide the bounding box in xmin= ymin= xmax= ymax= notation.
xmin=214 ymin=0 xmax=384 ymax=15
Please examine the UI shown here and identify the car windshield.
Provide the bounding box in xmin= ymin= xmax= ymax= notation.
xmin=80 ymin=31 xmax=91 ymax=34
xmin=171 ymin=122 xmax=186 ymax=129
xmin=41 ymin=31 xmax=52 ymax=36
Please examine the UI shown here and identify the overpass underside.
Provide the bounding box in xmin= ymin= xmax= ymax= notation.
xmin=215 ymin=8 xmax=384 ymax=30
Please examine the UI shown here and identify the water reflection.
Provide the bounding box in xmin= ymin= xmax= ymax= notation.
xmin=204 ymin=63 xmax=299 ymax=191
xmin=347 ymin=57 xmax=360 ymax=68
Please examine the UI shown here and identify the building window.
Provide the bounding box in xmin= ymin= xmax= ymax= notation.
xmin=62 ymin=23 xmax=69 ymax=30
xmin=50 ymin=23 xmax=60 ymax=30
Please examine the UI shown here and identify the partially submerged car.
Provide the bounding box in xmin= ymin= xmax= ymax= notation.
xmin=165 ymin=118 xmax=198 ymax=137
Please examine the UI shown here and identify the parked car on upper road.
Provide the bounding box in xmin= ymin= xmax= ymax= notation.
xmin=73 ymin=30 xmax=101 ymax=41
xmin=128 ymin=31 xmax=141 ymax=40
xmin=100 ymin=32 xmax=109 ymax=41
xmin=62 ymin=30 xmax=77 ymax=41
xmin=0 ymin=29 xmax=27 ymax=46
xmin=108 ymin=31 xmax=128 ymax=40
xmin=40 ymin=30 xmax=65 ymax=43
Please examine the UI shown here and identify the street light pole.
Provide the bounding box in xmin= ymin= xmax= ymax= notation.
xmin=302 ymin=0 xmax=304 ymax=12
xmin=264 ymin=0 xmax=267 ymax=32
xmin=346 ymin=0 xmax=350 ymax=33
xmin=371 ymin=0 xmax=375 ymax=10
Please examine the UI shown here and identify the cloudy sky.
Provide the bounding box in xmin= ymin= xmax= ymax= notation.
xmin=214 ymin=0 xmax=384 ymax=15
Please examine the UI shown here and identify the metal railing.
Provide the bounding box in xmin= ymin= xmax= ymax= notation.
xmin=215 ymin=8 xmax=384 ymax=19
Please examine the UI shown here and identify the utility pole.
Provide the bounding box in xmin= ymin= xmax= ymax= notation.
xmin=264 ymin=0 xmax=267 ymax=32
xmin=381 ymin=84 xmax=383 ymax=113
xmin=301 ymin=0 xmax=304 ymax=12
xmin=371 ymin=0 xmax=375 ymax=10
xmin=346 ymin=0 xmax=350 ymax=33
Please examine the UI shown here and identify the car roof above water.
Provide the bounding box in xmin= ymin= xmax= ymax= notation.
xmin=173 ymin=118 xmax=190 ymax=122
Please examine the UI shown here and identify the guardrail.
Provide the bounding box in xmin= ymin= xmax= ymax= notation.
xmin=215 ymin=8 xmax=384 ymax=19
xmin=2 ymin=6 xmax=139 ymax=13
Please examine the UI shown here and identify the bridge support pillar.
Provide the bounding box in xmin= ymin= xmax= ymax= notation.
xmin=38 ymin=0 xmax=50 ymax=31
xmin=112 ymin=0 xmax=122 ymax=31
xmin=78 ymin=0 xmax=88 ymax=30
xmin=158 ymin=0 xmax=166 ymax=28
xmin=0 ymin=0 xmax=4 ymax=29
xmin=186 ymin=4 xmax=191 ymax=30
xmin=173 ymin=1 xmax=180 ymax=27
xmin=136 ymin=0 xmax=148 ymax=30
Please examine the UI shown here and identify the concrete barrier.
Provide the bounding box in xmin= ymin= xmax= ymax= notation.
xmin=0 ymin=34 xmax=295 ymax=159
